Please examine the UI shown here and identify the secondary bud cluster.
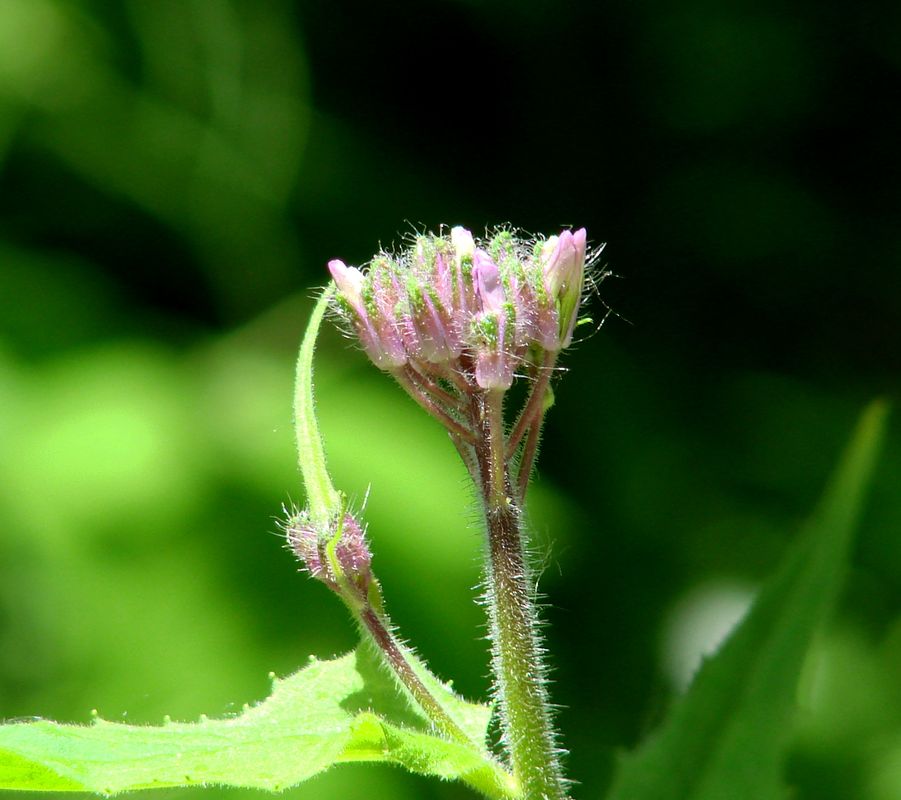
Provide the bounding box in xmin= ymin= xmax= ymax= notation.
xmin=287 ymin=509 xmax=372 ymax=602
xmin=328 ymin=226 xmax=587 ymax=391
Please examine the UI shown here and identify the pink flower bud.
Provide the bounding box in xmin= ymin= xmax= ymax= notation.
xmin=330 ymin=259 xmax=406 ymax=371
xmin=473 ymin=250 xmax=505 ymax=313
xmin=433 ymin=254 xmax=453 ymax=313
xmin=451 ymin=226 xmax=475 ymax=267
xmin=475 ymin=350 xmax=515 ymax=391
xmin=542 ymin=230 xmax=585 ymax=296
xmin=366 ymin=258 xmax=408 ymax=368
xmin=326 ymin=225 xmax=591 ymax=397
xmin=471 ymin=250 xmax=517 ymax=387
xmin=286 ymin=518 xmax=323 ymax=578
xmin=471 ymin=308 xmax=516 ymax=391
xmin=539 ymin=228 xmax=587 ymax=349
xmin=402 ymin=238 xmax=463 ymax=363
xmin=287 ymin=510 xmax=373 ymax=600
xmin=450 ymin=226 xmax=477 ymax=319
xmin=498 ymin=250 xmax=537 ymax=352
xmin=403 ymin=284 xmax=460 ymax=363
xmin=328 ymin=259 xmax=365 ymax=313
xmin=414 ymin=237 xmax=452 ymax=310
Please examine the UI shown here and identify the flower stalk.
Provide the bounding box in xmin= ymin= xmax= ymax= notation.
xmin=313 ymin=225 xmax=595 ymax=800
xmin=478 ymin=390 xmax=566 ymax=800
xmin=357 ymin=605 xmax=473 ymax=746
xmin=289 ymin=289 xmax=494 ymax=758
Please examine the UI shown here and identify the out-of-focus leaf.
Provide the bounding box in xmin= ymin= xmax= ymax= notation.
xmin=0 ymin=645 xmax=513 ymax=798
xmin=606 ymin=400 xmax=888 ymax=800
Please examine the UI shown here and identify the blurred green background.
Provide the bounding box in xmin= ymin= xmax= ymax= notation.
xmin=0 ymin=1 xmax=899 ymax=798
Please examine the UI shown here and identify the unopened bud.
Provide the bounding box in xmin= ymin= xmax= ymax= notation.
xmin=451 ymin=226 xmax=475 ymax=267
xmin=363 ymin=257 xmax=408 ymax=369
xmin=401 ymin=238 xmax=462 ymax=363
xmin=472 ymin=307 xmax=516 ymax=391
xmin=327 ymin=225 xmax=593 ymax=398
xmin=329 ymin=259 xmax=406 ymax=371
xmin=473 ymin=250 xmax=505 ymax=313
xmin=450 ymin=226 xmax=477 ymax=319
xmin=287 ymin=509 xmax=373 ymax=603
xmin=540 ymin=228 xmax=587 ymax=349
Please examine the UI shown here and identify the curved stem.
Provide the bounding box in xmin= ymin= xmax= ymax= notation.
xmin=353 ymin=595 xmax=518 ymax=800
xmin=293 ymin=285 xmax=341 ymax=521
xmin=359 ymin=606 xmax=474 ymax=746
xmin=475 ymin=391 xmax=567 ymax=800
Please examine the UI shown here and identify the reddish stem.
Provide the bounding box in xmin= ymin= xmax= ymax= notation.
xmin=406 ymin=362 xmax=467 ymax=412
xmin=395 ymin=370 xmax=477 ymax=444
xmin=506 ymin=351 xmax=557 ymax=458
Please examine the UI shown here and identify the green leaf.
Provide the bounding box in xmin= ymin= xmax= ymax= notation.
xmin=0 ymin=645 xmax=514 ymax=798
xmin=294 ymin=285 xmax=342 ymax=522
xmin=606 ymin=400 xmax=889 ymax=800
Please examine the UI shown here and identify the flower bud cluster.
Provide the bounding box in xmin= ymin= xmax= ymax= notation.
xmin=328 ymin=227 xmax=587 ymax=391
xmin=287 ymin=509 xmax=373 ymax=602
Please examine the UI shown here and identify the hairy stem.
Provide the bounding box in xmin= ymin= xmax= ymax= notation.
xmin=394 ymin=369 xmax=477 ymax=444
xmin=357 ymin=601 xmax=518 ymax=800
xmin=407 ymin=361 xmax=468 ymax=412
xmin=450 ymin=433 xmax=481 ymax=486
xmin=475 ymin=391 xmax=567 ymax=800
xmin=506 ymin=351 xmax=556 ymax=458
xmin=516 ymin=418 xmax=542 ymax=504
xmin=486 ymin=391 xmax=509 ymax=507
xmin=358 ymin=606 xmax=474 ymax=747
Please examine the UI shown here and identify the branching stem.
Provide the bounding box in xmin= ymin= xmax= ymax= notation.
xmin=407 ymin=361 xmax=468 ymax=412
xmin=395 ymin=370 xmax=477 ymax=444
xmin=506 ymin=351 xmax=556 ymax=458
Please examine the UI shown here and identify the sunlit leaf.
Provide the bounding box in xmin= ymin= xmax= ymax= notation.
xmin=0 ymin=644 xmax=513 ymax=798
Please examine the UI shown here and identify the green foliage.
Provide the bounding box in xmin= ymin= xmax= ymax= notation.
xmin=0 ymin=394 xmax=885 ymax=799
xmin=0 ymin=3 xmax=894 ymax=799
xmin=605 ymin=400 xmax=888 ymax=800
xmin=0 ymin=643 xmax=511 ymax=798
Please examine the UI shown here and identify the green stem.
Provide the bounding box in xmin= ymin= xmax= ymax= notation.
xmin=476 ymin=391 xmax=567 ymax=800
xmin=486 ymin=391 xmax=508 ymax=507
xmin=293 ymin=286 xmax=341 ymax=522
